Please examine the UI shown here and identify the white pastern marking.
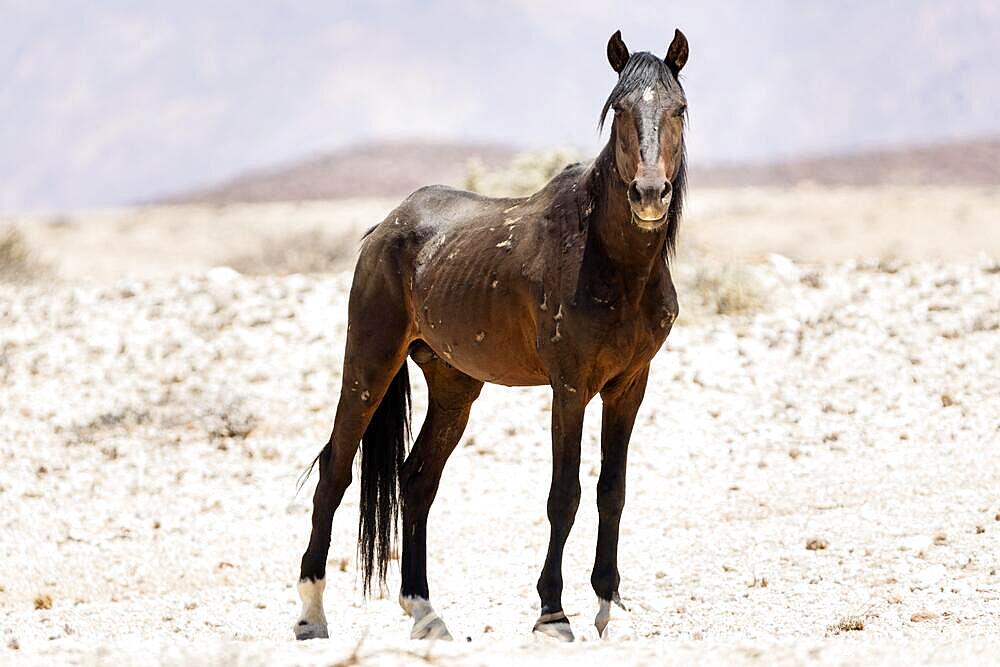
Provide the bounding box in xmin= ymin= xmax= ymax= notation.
xmin=596 ymin=598 xmax=611 ymax=635
xmin=595 ymin=595 xmax=636 ymax=640
xmin=400 ymin=595 xmax=452 ymax=640
xmin=297 ymin=578 xmax=327 ymax=626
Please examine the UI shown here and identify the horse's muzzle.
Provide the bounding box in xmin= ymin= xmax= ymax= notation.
xmin=627 ymin=177 xmax=671 ymax=230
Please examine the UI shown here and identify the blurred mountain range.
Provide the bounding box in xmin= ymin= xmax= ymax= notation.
xmin=3 ymin=1 xmax=1000 ymax=211
xmin=161 ymin=141 xmax=516 ymax=204
xmin=163 ymin=138 xmax=1000 ymax=205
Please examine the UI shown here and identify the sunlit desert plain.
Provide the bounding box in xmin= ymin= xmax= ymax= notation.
xmin=2 ymin=185 xmax=999 ymax=665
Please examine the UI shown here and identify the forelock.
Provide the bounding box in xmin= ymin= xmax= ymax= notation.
xmin=599 ymin=52 xmax=678 ymax=131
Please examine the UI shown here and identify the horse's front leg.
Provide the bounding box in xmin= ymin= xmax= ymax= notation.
xmin=592 ymin=367 xmax=649 ymax=639
xmin=533 ymin=385 xmax=587 ymax=641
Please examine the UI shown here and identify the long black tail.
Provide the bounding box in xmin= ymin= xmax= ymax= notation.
xmin=358 ymin=362 xmax=411 ymax=594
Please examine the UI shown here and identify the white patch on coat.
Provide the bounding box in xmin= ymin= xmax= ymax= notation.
xmin=415 ymin=232 xmax=448 ymax=280
xmin=642 ymin=86 xmax=654 ymax=102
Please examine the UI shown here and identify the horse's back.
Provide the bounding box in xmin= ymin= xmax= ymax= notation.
xmin=400 ymin=184 xmax=521 ymax=234
xmin=359 ymin=184 xmax=526 ymax=272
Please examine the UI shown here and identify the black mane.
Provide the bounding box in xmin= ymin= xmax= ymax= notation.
xmin=665 ymin=140 xmax=687 ymax=258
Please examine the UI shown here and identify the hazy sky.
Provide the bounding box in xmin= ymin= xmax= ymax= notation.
xmin=3 ymin=1 xmax=999 ymax=211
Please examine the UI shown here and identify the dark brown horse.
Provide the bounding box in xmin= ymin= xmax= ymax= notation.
xmin=295 ymin=28 xmax=690 ymax=642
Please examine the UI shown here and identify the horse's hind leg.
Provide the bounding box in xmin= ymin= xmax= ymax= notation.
xmin=295 ymin=266 xmax=413 ymax=640
xmin=398 ymin=346 xmax=483 ymax=640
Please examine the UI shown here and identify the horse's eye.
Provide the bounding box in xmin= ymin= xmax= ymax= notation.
xmin=675 ymin=105 xmax=687 ymax=118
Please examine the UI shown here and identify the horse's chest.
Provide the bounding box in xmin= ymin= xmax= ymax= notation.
xmin=566 ymin=296 xmax=674 ymax=373
xmin=574 ymin=267 xmax=677 ymax=364
xmin=598 ymin=311 xmax=668 ymax=365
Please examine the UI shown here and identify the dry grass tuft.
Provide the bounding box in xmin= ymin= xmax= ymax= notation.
xmin=464 ymin=148 xmax=582 ymax=197
xmin=686 ymin=264 xmax=767 ymax=317
xmin=910 ymin=610 xmax=939 ymax=623
xmin=806 ymin=537 xmax=829 ymax=551
xmin=34 ymin=593 xmax=53 ymax=610
xmin=0 ymin=227 xmax=45 ymax=282
xmin=204 ymin=395 xmax=258 ymax=442
xmin=227 ymin=229 xmax=357 ymax=276
xmin=828 ymin=615 xmax=865 ymax=633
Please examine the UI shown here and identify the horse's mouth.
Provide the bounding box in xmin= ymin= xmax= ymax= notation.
xmin=631 ymin=211 xmax=667 ymax=231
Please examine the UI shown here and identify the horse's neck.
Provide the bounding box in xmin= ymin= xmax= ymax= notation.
xmin=586 ymin=146 xmax=669 ymax=300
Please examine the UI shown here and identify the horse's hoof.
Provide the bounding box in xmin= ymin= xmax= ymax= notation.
xmin=595 ymin=594 xmax=636 ymax=640
xmin=533 ymin=612 xmax=575 ymax=642
xmin=294 ymin=621 xmax=329 ymax=640
xmin=411 ymin=613 xmax=453 ymax=641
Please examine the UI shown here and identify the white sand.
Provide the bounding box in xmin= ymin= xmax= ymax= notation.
xmin=2 ymin=248 xmax=999 ymax=664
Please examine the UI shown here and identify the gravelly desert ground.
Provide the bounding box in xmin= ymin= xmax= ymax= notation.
xmin=2 ymin=230 xmax=999 ymax=665
xmin=0 ymin=252 xmax=1000 ymax=664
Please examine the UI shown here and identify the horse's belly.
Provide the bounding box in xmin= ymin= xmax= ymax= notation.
xmin=412 ymin=286 xmax=547 ymax=386
xmin=427 ymin=332 xmax=547 ymax=386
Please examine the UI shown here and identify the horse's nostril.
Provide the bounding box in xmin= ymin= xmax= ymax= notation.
xmin=660 ymin=182 xmax=672 ymax=201
xmin=627 ymin=180 xmax=641 ymax=204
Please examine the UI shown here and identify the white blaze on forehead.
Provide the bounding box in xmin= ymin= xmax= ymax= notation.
xmin=642 ymin=86 xmax=654 ymax=102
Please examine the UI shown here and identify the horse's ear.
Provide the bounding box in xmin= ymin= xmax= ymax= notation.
xmin=607 ymin=30 xmax=630 ymax=74
xmin=665 ymin=29 xmax=689 ymax=75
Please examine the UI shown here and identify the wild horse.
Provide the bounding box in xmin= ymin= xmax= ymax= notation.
xmin=296 ymin=29 xmax=690 ymax=642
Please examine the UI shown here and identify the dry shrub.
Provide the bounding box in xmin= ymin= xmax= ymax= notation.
xmin=464 ymin=148 xmax=582 ymax=197
xmin=0 ymin=226 xmax=45 ymax=282
xmin=203 ymin=394 xmax=257 ymax=442
xmin=806 ymin=537 xmax=829 ymax=550
xmin=228 ymin=229 xmax=356 ymax=275
xmin=910 ymin=610 xmax=938 ymax=623
xmin=34 ymin=593 xmax=53 ymax=610
xmin=70 ymin=405 xmax=153 ymax=445
xmin=828 ymin=615 xmax=865 ymax=633
xmin=682 ymin=263 xmax=766 ymax=318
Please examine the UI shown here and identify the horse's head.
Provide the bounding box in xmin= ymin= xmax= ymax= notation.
xmin=601 ymin=29 xmax=688 ymax=232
